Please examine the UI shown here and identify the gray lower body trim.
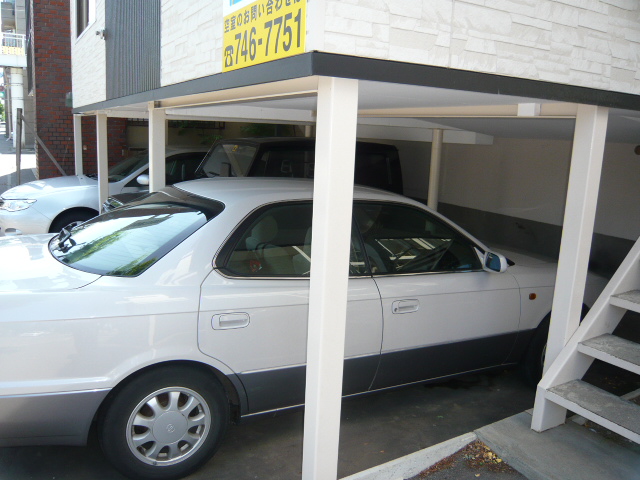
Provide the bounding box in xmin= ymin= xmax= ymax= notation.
xmin=0 ymin=389 xmax=110 ymax=447
xmin=238 ymin=332 xmax=524 ymax=416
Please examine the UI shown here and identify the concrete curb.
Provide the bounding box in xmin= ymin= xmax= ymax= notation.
xmin=340 ymin=432 xmax=477 ymax=480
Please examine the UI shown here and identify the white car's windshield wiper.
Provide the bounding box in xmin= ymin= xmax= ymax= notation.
xmin=56 ymin=227 xmax=76 ymax=252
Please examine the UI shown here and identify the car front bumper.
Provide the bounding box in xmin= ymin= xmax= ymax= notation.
xmin=0 ymin=389 xmax=110 ymax=446
xmin=0 ymin=208 xmax=52 ymax=236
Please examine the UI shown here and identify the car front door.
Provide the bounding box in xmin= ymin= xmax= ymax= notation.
xmin=197 ymin=202 xmax=383 ymax=414
xmin=352 ymin=202 xmax=522 ymax=390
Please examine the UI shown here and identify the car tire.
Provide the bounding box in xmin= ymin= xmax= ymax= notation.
xmin=522 ymin=315 xmax=550 ymax=386
xmin=98 ymin=366 xmax=229 ymax=480
xmin=522 ymin=305 xmax=590 ymax=386
xmin=49 ymin=210 xmax=96 ymax=233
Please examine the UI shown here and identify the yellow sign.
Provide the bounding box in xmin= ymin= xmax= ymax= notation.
xmin=223 ymin=0 xmax=306 ymax=72
xmin=1 ymin=46 xmax=24 ymax=56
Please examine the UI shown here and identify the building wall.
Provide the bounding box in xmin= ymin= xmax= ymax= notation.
xmin=32 ymin=0 xmax=75 ymax=178
xmin=70 ymin=0 xmax=106 ymax=107
xmin=160 ymin=0 xmax=222 ymax=87
xmin=430 ymin=136 xmax=640 ymax=276
xmin=31 ymin=0 xmax=125 ymax=179
xmin=71 ymin=0 xmax=640 ymax=103
xmin=321 ymin=0 xmax=640 ymax=96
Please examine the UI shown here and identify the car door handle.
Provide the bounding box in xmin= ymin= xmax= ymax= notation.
xmin=392 ymin=299 xmax=419 ymax=314
xmin=212 ymin=313 xmax=250 ymax=330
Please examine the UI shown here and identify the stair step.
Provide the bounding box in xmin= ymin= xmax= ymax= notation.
xmin=610 ymin=290 xmax=640 ymax=313
xmin=547 ymin=380 xmax=640 ymax=443
xmin=579 ymin=334 xmax=640 ymax=375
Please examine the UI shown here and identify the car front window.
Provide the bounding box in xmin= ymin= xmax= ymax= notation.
xmin=354 ymin=203 xmax=482 ymax=275
xmin=49 ymin=187 xmax=224 ymax=277
xmin=107 ymin=153 xmax=150 ymax=182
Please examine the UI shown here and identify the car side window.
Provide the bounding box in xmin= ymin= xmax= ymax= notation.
xmin=353 ymin=202 xmax=481 ymax=275
xmin=165 ymin=153 xmax=206 ymax=183
xmin=223 ymin=203 xmax=368 ymax=277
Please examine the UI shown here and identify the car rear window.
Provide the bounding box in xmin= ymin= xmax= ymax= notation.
xmin=49 ymin=187 xmax=224 ymax=277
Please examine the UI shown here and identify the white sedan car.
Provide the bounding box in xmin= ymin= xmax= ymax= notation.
xmin=0 ymin=148 xmax=207 ymax=235
xmin=0 ymin=178 xmax=603 ymax=479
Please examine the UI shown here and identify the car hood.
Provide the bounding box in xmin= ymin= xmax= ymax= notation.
xmin=1 ymin=175 xmax=97 ymax=200
xmin=495 ymin=247 xmax=555 ymax=268
xmin=0 ymin=234 xmax=100 ymax=292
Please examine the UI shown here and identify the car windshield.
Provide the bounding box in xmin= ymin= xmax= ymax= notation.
xmin=49 ymin=187 xmax=224 ymax=277
xmin=107 ymin=153 xmax=150 ymax=182
xmin=195 ymin=143 xmax=255 ymax=178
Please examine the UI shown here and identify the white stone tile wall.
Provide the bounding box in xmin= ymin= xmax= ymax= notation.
xmin=73 ymin=0 xmax=640 ymax=103
xmin=71 ymin=0 xmax=106 ymax=107
xmin=160 ymin=0 xmax=222 ymax=87
xmin=322 ymin=0 xmax=640 ymax=95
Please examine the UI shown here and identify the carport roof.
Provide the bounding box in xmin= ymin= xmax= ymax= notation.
xmin=74 ymin=52 xmax=640 ymax=144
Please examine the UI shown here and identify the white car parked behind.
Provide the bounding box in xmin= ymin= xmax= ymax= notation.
xmin=0 ymin=148 xmax=207 ymax=235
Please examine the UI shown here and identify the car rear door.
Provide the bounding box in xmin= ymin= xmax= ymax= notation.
xmin=352 ymin=202 xmax=521 ymax=390
xmin=197 ymin=202 xmax=383 ymax=414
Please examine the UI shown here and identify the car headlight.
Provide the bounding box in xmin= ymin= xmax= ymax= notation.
xmin=0 ymin=199 xmax=37 ymax=212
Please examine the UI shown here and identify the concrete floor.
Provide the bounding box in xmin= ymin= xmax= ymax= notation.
xmin=0 ymin=369 xmax=536 ymax=480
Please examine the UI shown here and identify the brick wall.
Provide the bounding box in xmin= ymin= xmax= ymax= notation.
xmin=32 ymin=0 xmax=125 ymax=179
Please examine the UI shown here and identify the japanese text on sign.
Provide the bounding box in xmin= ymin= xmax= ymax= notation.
xmin=223 ymin=0 xmax=306 ymax=72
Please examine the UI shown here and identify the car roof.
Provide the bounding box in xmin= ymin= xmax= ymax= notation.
xmin=174 ymin=177 xmax=491 ymax=252
xmin=175 ymin=177 xmax=418 ymax=206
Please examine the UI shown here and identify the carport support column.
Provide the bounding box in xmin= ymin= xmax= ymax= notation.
xmin=302 ymin=77 xmax=359 ymax=480
xmin=427 ymin=128 xmax=443 ymax=210
xmin=96 ymin=112 xmax=109 ymax=211
xmin=148 ymin=101 xmax=166 ymax=192
xmin=73 ymin=114 xmax=83 ymax=176
xmin=531 ymin=104 xmax=608 ymax=432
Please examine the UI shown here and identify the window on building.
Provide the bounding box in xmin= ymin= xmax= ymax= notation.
xmin=76 ymin=0 xmax=95 ymax=37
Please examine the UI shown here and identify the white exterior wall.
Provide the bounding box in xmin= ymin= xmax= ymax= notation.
xmin=160 ymin=0 xmax=223 ymax=86
xmin=320 ymin=0 xmax=640 ymax=96
xmin=440 ymin=138 xmax=640 ymax=241
xmin=71 ymin=0 xmax=107 ymax=107
xmin=72 ymin=0 xmax=640 ymax=102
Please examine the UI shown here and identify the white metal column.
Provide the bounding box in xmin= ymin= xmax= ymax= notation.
xmin=73 ymin=115 xmax=83 ymax=176
xmin=148 ymin=102 xmax=166 ymax=192
xmin=301 ymin=77 xmax=359 ymax=480
xmin=532 ymin=104 xmax=608 ymax=431
xmin=544 ymin=104 xmax=609 ymax=371
xmin=427 ymin=128 xmax=443 ymax=210
xmin=96 ymin=112 xmax=109 ymax=211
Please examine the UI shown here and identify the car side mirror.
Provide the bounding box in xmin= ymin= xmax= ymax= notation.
xmin=483 ymin=251 xmax=508 ymax=273
xmin=136 ymin=174 xmax=150 ymax=186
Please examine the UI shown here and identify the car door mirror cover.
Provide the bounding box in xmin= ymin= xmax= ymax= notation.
xmin=137 ymin=174 xmax=150 ymax=186
xmin=483 ymin=251 xmax=508 ymax=273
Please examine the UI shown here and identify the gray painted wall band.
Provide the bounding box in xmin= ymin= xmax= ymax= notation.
xmin=438 ymin=202 xmax=633 ymax=278
xmin=105 ymin=0 xmax=160 ymax=100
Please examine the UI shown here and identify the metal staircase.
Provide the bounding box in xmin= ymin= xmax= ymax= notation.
xmin=531 ymin=235 xmax=640 ymax=442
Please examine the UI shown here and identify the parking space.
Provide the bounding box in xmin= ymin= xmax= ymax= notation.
xmin=0 ymin=369 xmax=535 ymax=479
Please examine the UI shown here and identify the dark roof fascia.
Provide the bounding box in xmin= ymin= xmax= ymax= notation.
xmin=74 ymin=51 xmax=640 ymax=114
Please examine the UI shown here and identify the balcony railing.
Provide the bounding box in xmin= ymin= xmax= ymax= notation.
xmin=0 ymin=32 xmax=25 ymax=56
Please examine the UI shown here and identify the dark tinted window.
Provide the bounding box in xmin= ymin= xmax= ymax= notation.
xmin=354 ymin=203 xmax=481 ymax=274
xmin=224 ymin=203 xmax=367 ymax=277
